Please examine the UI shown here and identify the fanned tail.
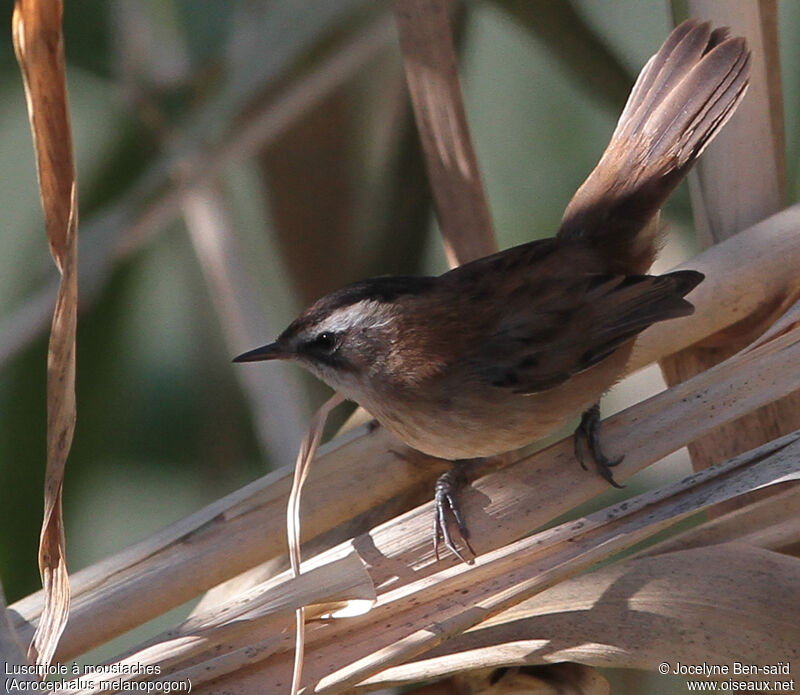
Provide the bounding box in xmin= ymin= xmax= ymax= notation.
xmin=557 ymin=19 xmax=750 ymax=273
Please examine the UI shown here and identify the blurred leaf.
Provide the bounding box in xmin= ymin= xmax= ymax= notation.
xmin=61 ymin=0 xmax=111 ymax=77
xmin=183 ymin=0 xmax=368 ymax=145
xmin=174 ymin=0 xmax=235 ymax=67
xmin=491 ymin=0 xmax=634 ymax=111
xmin=0 ymin=8 xmax=395 ymax=368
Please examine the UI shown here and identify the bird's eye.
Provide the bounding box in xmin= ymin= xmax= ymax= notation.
xmin=308 ymin=331 xmax=337 ymax=352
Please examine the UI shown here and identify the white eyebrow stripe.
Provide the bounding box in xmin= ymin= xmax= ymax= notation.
xmin=314 ymin=300 xmax=394 ymax=334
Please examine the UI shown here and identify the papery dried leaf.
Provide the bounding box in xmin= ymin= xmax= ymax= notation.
xmin=377 ymin=544 xmax=799 ymax=685
xmin=180 ymin=429 xmax=800 ymax=693
xmin=12 ymin=0 xmax=77 ymax=668
xmin=744 ymin=296 xmax=800 ymax=351
xmin=643 ymin=483 xmax=800 ymax=556
xmin=62 ymin=553 xmax=375 ymax=695
xmin=287 ymin=391 xmax=345 ymax=695
xmin=12 ymin=0 xmax=76 ymax=266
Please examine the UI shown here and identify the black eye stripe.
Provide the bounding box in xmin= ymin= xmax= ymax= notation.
xmin=300 ymin=331 xmax=352 ymax=370
xmin=308 ymin=331 xmax=337 ymax=352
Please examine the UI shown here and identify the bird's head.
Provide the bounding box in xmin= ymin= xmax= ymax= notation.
xmin=233 ymin=276 xmax=440 ymax=401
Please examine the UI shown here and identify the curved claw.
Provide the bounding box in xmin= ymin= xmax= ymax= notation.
xmin=574 ymin=404 xmax=626 ymax=489
xmin=433 ymin=467 xmax=476 ymax=564
xmin=596 ymin=455 xmax=626 ymax=489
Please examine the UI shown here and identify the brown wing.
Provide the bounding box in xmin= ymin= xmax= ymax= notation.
xmin=472 ymin=270 xmax=703 ymax=394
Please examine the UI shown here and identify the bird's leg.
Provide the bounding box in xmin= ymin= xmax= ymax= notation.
xmin=574 ymin=403 xmax=625 ymax=489
xmin=433 ymin=462 xmax=478 ymax=564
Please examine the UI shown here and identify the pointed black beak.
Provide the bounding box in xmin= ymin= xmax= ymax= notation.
xmin=233 ymin=342 xmax=286 ymax=363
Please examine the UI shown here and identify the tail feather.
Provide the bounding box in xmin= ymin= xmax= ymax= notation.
xmin=558 ymin=20 xmax=750 ymax=274
xmin=617 ymin=20 xmax=714 ymax=139
xmin=647 ymin=36 xmax=749 ymax=166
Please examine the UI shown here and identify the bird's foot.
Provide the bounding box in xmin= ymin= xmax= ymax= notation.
xmin=574 ymin=403 xmax=625 ymax=489
xmin=433 ymin=464 xmax=476 ymax=564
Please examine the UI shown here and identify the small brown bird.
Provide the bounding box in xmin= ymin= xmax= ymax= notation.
xmin=235 ymin=20 xmax=750 ymax=560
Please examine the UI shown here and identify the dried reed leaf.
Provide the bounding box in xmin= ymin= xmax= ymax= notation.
xmin=12 ymin=0 xmax=76 ymax=263
xmin=287 ymin=392 xmax=346 ymax=695
xmin=365 ymin=543 xmax=798 ymax=688
xmin=71 ymin=431 xmax=800 ymax=694
xmin=642 ymin=483 xmax=800 ymax=556
xmin=11 ymin=208 xmax=800 ymax=661
xmin=63 ymin=552 xmax=374 ymax=695
xmin=742 ymin=295 xmax=800 ymax=351
xmin=661 ymin=2 xmax=798 ymax=517
xmin=12 ymin=0 xmax=77 ymax=668
xmin=394 ymin=0 xmax=496 ymax=266
xmin=191 ymin=429 xmax=800 ymax=692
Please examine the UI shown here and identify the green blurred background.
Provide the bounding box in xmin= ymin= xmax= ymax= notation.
xmin=0 ymin=0 xmax=798 ymax=690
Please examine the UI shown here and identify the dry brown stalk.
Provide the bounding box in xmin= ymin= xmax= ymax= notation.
xmin=286 ymin=392 xmax=346 ymax=695
xmin=12 ymin=0 xmax=78 ymax=668
xmin=394 ymin=0 xmax=497 ymax=266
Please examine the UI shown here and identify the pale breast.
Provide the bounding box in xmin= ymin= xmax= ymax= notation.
xmin=361 ymin=345 xmax=631 ymax=460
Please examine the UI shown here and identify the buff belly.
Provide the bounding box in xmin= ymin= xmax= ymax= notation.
xmin=362 ymin=346 xmax=631 ymax=460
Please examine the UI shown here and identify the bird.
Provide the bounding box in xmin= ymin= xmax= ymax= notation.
xmin=235 ymin=19 xmax=750 ymax=562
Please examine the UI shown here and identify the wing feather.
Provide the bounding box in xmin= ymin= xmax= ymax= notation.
xmin=474 ymin=270 xmax=703 ymax=394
